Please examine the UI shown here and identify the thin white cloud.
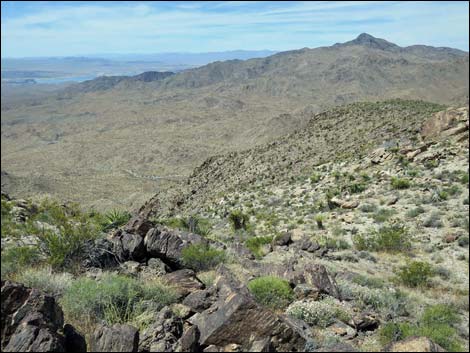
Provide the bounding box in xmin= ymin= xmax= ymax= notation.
xmin=1 ymin=1 xmax=468 ymax=57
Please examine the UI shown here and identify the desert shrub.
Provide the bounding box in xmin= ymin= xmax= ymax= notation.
xmin=391 ymin=177 xmax=411 ymax=190
xmin=353 ymin=225 xmax=410 ymax=253
xmin=159 ymin=215 xmax=211 ymax=236
xmin=61 ymin=274 xmax=177 ymax=330
xmin=286 ymin=298 xmax=351 ymax=327
xmin=1 ymin=246 xmax=42 ymax=278
xmin=248 ymin=276 xmax=293 ymax=309
xmin=406 ymin=206 xmax=425 ymax=218
xmin=379 ymin=304 xmax=464 ymax=351
xmin=372 ymin=208 xmax=397 ymax=223
xmin=16 ymin=267 xmax=73 ymax=297
xmin=101 ymin=209 xmax=132 ymax=231
xmin=337 ymin=279 xmax=407 ymax=315
xmin=423 ymin=212 xmax=443 ymax=228
xmin=360 ymin=203 xmax=378 ymax=213
xmin=346 ymin=182 xmax=368 ymax=194
xmin=424 ymin=159 xmax=439 ymax=169
xmin=310 ymin=173 xmax=321 ymax=183
xmin=318 ymin=236 xmax=350 ymax=250
xmin=245 ymin=236 xmax=273 ymax=258
xmin=396 ymin=261 xmax=434 ymax=287
xmin=228 ymin=210 xmax=249 ymax=231
xmin=181 ymin=243 xmax=226 ymax=271
xmin=315 ymin=214 xmax=325 ymax=229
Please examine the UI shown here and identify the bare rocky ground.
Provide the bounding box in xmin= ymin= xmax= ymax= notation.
xmin=1 ymin=103 xmax=468 ymax=352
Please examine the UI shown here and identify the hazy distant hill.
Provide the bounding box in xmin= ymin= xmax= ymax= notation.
xmin=1 ymin=34 xmax=468 ymax=209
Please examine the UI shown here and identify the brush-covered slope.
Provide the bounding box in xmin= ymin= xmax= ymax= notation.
xmin=1 ymin=34 xmax=468 ymax=209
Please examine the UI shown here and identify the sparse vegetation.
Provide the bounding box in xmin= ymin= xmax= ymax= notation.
xmin=248 ymin=276 xmax=294 ymax=309
xmin=396 ymin=261 xmax=434 ymax=288
xmin=391 ymin=177 xmax=411 ymax=190
xmin=353 ymin=225 xmax=411 ymax=253
xmin=287 ymin=298 xmax=351 ymax=327
xmin=228 ymin=210 xmax=249 ymax=231
xmin=181 ymin=243 xmax=226 ymax=271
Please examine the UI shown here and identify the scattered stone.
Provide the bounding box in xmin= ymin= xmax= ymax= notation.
xmin=351 ymin=313 xmax=379 ymax=331
xmin=275 ymin=232 xmax=292 ymax=246
xmin=120 ymin=261 xmax=141 ymax=276
xmin=328 ymin=321 xmax=357 ymax=339
xmin=293 ymin=284 xmax=320 ymax=300
xmin=81 ymin=238 xmax=120 ymax=269
xmin=297 ymin=264 xmax=341 ymax=299
xmin=383 ymin=336 xmax=446 ymax=352
xmin=314 ymin=342 xmax=359 ymax=352
xmin=178 ymin=325 xmax=200 ymax=352
xmin=330 ymin=197 xmax=359 ymax=209
xmin=90 ymin=324 xmax=139 ymax=352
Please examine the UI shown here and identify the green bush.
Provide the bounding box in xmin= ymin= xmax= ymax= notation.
xmin=61 ymin=274 xmax=177 ymax=330
xmin=245 ymin=236 xmax=273 ymax=258
xmin=372 ymin=208 xmax=397 ymax=223
xmin=181 ymin=243 xmax=226 ymax=271
xmin=310 ymin=173 xmax=321 ymax=183
xmin=16 ymin=267 xmax=73 ymax=297
xmin=248 ymin=276 xmax=294 ymax=309
xmin=346 ymin=182 xmax=367 ymax=194
xmin=315 ymin=214 xmax=325 ymax=229
xmin=396 ymin=261 xmax=434 ymax=288
xmin=423 ymin=212 xmax=443 ymax=228
xmin=406 ymin=206 xmax=425 ymax=218
xmin=101 ymin=209 xmax=132 ymax=231
xmin=353 ymin=225 xmax=411 ymax=253
xmin=378 ymin=304 xmax=464 ymax=351
xmin=228 ymin=210 xmax=249 ymax=231
xmin=391 ymin=177 xmax=411 ymax=190
xmin=1 ymin=246 xmax=41 ymax=278
xmin=160 ymin=215 xmax=211 ymax=236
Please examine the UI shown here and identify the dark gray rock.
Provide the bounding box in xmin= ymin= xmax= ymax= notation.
xmin=275 ymin=232 xmax=292 ymax=246
xmin=144 ymin=226 xmax=204 ymax=267
xmin=139 ymin=307 xmax=183 ymax=352
xmin=1 ymin=280 xmax=83 ymax=352
xmin=82 ymin=238 xmax=120 ymax=269
xmin=112 ymin=230 xmax=146 ymax=262
xmin=63 ymin=323 xmax=87 ymax=352
xmin=182 ymin=289 xmax=216 ymax=313
xmin=190 ymin=267 xmax=308 ymax=352
xmin=179 ymin=325 xmax=200 ymax=352
xmin=89 ymin=324 xmax=139 ymax=352
xmin=296 ymin=264 xmax=341 ymax=299
xmin=124 ymin=215 xmax=154 ymax=237
xmin=163 ymin=269 xmax=205 ymax=297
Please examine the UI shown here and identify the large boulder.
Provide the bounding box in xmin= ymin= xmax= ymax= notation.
xmin=111 ymin=230 xmax=146 ymax=262
xmin=139 ymin=307 xmax=183 ymax=352
xmin=124 ymin=215 xmax=154 ymax=237
xmin=81 ymin=237 xmax=120 ymax=269
xmin=89 ymin=324 xmax=139 ymax=352
xmin=189 ymin=267 xmax=309 ymax=352
xmin=383 ymin=336 xmax=446 ymax=352
xmin=296 ymin=264 xmax=341 ymax=300
xmin=421 ymin=107 xmax=468 ymax=141
xmin=1 ymin=280 xmax=85 ymax=352
xmin=144 ymin=226 xmax=204 ymax=267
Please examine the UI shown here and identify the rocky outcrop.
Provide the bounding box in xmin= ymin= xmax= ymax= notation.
xmin=1 ymin=280 xmax=85 ymax=352
xmin=89 ymin=324 xmax=139 ymax=352
xmin=163 ymin=269 xmax=205 ymax=296
xmin=144 ymin=226 xmax=204 ymax=267
xmin=188 ymin=267 xmax=309 ymax=352
xmin=139 ymin=307 xmax=183 ymax=352
xmin=421 ymin=107 xmax=469 ymax=141
xmin=383 ymin=336 xmax=446 ymax=352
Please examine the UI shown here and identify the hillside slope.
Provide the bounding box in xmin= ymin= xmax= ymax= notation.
xmin=1 ymin=34 xmax=468 ymax=209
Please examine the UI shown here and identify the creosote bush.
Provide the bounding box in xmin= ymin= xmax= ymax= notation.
xmin=61 ymin=273 xmax=177 ymax=332
xmin=396 ymin=261 xmax=434 ymax=288
xmin=353 ymin=225 xmax=411 ymax=253
xmin=379 ymin=304 xmax=464 ymax=351
xmin=228 ymin=210 xmax=249 ymax=231
xmin=391 ymin=177 xmax=411 ymax=190
xmin=245 ymin=235 xmax=273 ymax=258
xmin=181 ymin=243 xmax=226 ymax=271
xmin=248 ymin=276 xmax=294 ymax=309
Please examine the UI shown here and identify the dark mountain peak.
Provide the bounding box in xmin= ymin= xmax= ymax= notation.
xmin=336 ymin=33 xmax=399 ymax=51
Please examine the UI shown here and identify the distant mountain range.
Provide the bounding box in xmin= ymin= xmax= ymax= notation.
xmin=1 ymin=34 xmax=468 ymax=209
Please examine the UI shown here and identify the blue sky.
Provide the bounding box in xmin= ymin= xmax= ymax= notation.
xmin=1 ymin=1 xmax=469 ymax=57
